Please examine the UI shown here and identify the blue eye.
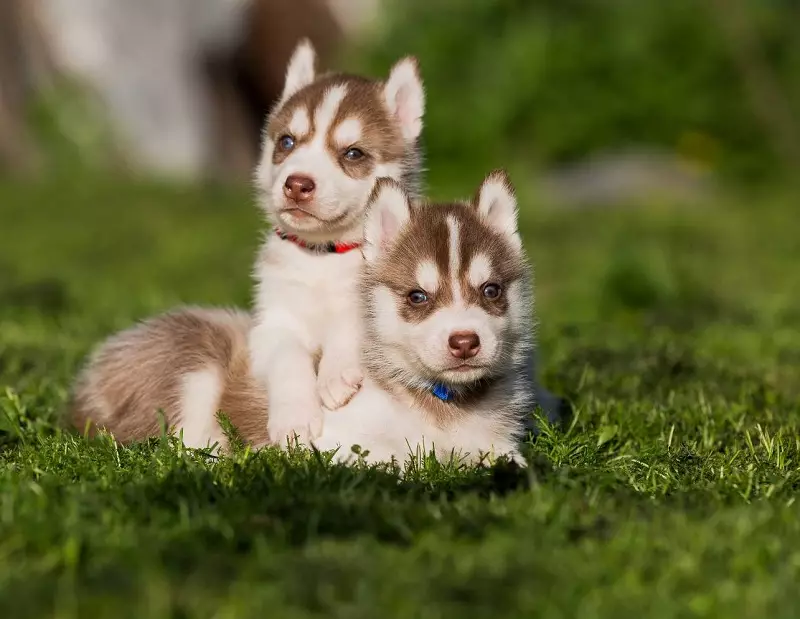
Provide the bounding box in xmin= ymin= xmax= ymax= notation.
xmin=408 ymin=290 xmax=428 ymax=305
xmin=344 ymin=147 xmax=365 ymax=161
xmin=279 ymin=135 xmax=295 ymax=151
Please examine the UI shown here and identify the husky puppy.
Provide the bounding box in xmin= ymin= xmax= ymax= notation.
xmin=70 ymin=39 xmax=426 ymax=446
xmin=249 ymin=39 xmax=424 ymax=445
xmin=311 ymin=171 xmax=535 ymax=464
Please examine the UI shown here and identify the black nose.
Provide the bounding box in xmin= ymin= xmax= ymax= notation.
xmin=283 ymin=175 xmax=316 ymax=203
xmin=448 ymin=332 xmax=481 ymax=359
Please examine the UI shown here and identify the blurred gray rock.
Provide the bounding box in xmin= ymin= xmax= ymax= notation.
xmin=38 ymin=0 xmax=250 ymax=178
xmin=538 ymin=149 xmax=715 ymax=208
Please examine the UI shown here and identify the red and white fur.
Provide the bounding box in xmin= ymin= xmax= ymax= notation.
xmin=70 ymin=40 xmax=426 ymax=449
xmin=312 ymin=171 xmax=535 ymax=464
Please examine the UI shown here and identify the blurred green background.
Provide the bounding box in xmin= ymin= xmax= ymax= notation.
xmin=351 ymin=0 xmax=800 ymax=183
xmin=6 ymin=0 xmax=800 ymax=184
xmin=2 ymin=2 xmax=800 ymax=617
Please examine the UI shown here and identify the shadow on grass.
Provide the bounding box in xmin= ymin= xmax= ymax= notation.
xmin=101 ymin=448 xmax=554 ymax=549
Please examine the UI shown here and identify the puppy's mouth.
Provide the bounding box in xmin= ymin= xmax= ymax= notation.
xmin=416 ymin=356 xmax=491 ymax=376
xmin=448 ymin=363 xmax=488 ymax=372
xmin=279 ymin=204 xmax=350 ymax=227
xmin=436 ymin=363 xmax=492 ymax=386
xmin=280 ymin=206 xmax=320 ymax=220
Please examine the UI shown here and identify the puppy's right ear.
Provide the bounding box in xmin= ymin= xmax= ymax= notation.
xmin=363 ymin=178 xmax=412 ymax=262
xmin=474 ymin=169 xmax=521 ymax=248
xmin=278 ymin=39 xmax=317 ymax=105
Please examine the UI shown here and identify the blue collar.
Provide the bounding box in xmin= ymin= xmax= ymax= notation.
xmin=431 ymin=382 xmax=455 ymax=401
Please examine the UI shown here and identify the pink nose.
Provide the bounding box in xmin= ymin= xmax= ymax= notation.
xmin=283 ymin=175 xmax=316 ymax=203
xmin=448 ymin=331 xmax=480 ymax=359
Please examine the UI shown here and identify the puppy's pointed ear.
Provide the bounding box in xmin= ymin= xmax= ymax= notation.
xmin=474 ymin=169 xmax=520 ymax=246
xmin=279 ymin=39 xmax=317 ymax=105
xmin=363 ymin=178 xmax=412 ymax=262
xmin=383 ymin=57 xmax=425 ymax=142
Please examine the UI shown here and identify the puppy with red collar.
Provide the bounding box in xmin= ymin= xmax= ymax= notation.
xmin=70 ymin=40 xmax=426 ymax=448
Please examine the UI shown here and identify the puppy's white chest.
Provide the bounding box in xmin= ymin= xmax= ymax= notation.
xmin=255 ymin=240 xmax=362 ymax=339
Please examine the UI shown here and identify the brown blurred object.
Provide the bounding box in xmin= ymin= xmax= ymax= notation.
xmin=0 ymin=0 xmax=54 ymax=175
xmin=1 ymin=0 xmax=345 ymax=181
xmin=203 ymin=0 xmax=343 ymax=180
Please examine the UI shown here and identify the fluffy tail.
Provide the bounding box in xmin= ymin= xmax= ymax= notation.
xmin=70 ymin=306 xmax=268 ymax=448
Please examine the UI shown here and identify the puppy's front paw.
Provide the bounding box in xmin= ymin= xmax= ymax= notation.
xmin=506 ymin=450 xmax=528 ymax=468
xmin=267 ymin=401 xmax=324 ymax=448
xmin=318 ymin=366 xmax=364 ymax=410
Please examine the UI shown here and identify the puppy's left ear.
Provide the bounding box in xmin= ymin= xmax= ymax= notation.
xmin=383 ymin=57 xmax=425 ymax=143
xmin=363 ymin=178 xmax=412 ymax=262
xmin=474 ymin=169 xmax=521 ymax=247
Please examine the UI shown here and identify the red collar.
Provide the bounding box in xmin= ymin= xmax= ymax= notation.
xmin=274 ymin=228 xmax=361 ymax=254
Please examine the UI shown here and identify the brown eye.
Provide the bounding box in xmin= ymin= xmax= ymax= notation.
xmin=344 ymin=147 xmax=365 ymax=161
xmin=482 ymin=283 xmax=502 ymax=300
xmin=407 ymin=289 xmax=428 ymax=305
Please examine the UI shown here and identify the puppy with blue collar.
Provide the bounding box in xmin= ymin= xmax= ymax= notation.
xmin=312 ymin=171 xmax=539 ymax=465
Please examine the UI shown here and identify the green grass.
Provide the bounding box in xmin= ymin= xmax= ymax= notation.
xmin=1 ymin=172 xmax=799 ymax=618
